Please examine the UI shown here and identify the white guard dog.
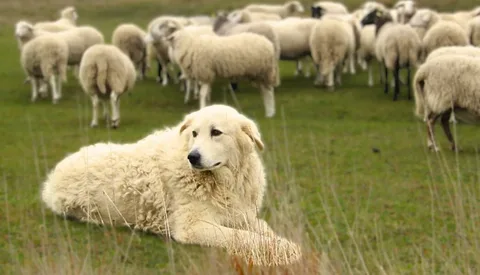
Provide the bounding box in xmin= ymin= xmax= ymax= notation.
xmin=41 ymin=104 xmax=301 ymax=266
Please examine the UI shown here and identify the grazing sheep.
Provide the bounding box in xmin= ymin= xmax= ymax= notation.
xmin=34 ymin=6 xmax=78 ymax=32
xmin=165 ymin=29 xmax=278 ymax=118
xmin=422 ymin=21 xmax=468 ymax=60
xmin=227 ymin=9 xmax=282 ymax=23
xmin=146 ymin=16 xmax=192 ymax=85
xmin=41 ymin=104 xmax=302 ymax=266
xmin=361 ymin=8 xmax=421 ymax=101
xmin=309 ymin=18 xmax=351 ymax=89
xmin=357 ymin=25 xmax=376 ymax=86
xmin=20 ymin=35 xmax=68 ymax=104
xmin=79 ymin=44 xmax=136 ymax=129
xmin=244 ymin=1 xmax=305 ymax=18
xmin=112 ymin=23 xmax=148 ymax=80
xmin=413 ymin=55 xmax=480 ymax=152
xmin=467 ymin=17 xmax=480 ymax=46
xmin=311 ymin=1 xmax=349 ymax=17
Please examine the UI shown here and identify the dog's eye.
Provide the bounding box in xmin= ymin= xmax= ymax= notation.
xmin=211 ymin=129 xmax=222 ymax=137
xmin=192 ymin=131 xmax=198 ymax=138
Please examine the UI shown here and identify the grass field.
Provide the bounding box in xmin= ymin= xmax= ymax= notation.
xmin=2 ymin=0 xmax=480 ymax=274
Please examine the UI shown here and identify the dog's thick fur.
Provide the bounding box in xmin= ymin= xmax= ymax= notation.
xmin=41 ymin=105 xmax=301 ymax=266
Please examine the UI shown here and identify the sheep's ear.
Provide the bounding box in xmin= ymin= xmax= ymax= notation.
xmin=240 ymin=116 xmax=264 ymax=151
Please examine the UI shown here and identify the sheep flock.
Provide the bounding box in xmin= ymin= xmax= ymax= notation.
xmin=14 ymin=2 xmax=480 ymax=150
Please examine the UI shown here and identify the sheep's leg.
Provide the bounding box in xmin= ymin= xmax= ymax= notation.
xmin=368 ymin=62 xmax=373 ymax=87
xmin=184 ymin=79 xmax=192 ymax=104
xmin=426 ymin=114 xmax=440 ymax=152
xmin=393 ymin=64 xmax=400 ymax=101
xmin=161 ymin=63 xmax=168 ymax=86
xmin=326 ymin=72 xmax=334 ymax=91
xmin=335 ymin=65 xmax=342 ymax=86
xmin=156 ymin=59 xmax=162 ymax=83
xmin=260 ymin=85 xmax=275 ymax=118
xmin=50 ymin=75 xmax=61 ymax=104
xmin=230 ymin=82 xmax=239 ymax=92
xmin=407 ymin=67 xmax=412 ymax=100
xmin=313 ymin=64 xmax=323 ymax=86
xmin=90 ymin=94 xmax=100 ymax=128
xmin=194 ymin=81 xmax=200 ymax=100
xmin=440 ymin=110 xmax=457 ymax=152
xmin=30 ymin=78 xmax=39 ymax=102
xmin=294 ymin=60 xmax=303 ymax=76
xmin=39 ymin=80 xmax=49 ymax=97
xmin=349 ymin=51 xmax=356 ymax=75
xmin=56 ymin=74 xmax=62 ymax=99
xmin=304 ymin=57 xmax=311 ymax=78
xmin=379 ymin=62 xmax=385 ymax=84
xmin=102 ymin=101 xmax=109 ymax=122
xmin=383 ymin=64 xmax=389 ymax=94
xmin=199 ymin=84 xmax=210 ymax=109
xmin=110 ymin=92 xmax=120 ymax=129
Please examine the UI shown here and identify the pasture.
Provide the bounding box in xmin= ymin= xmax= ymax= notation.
xmin=1 ymin=0 xmax=480 ymax=274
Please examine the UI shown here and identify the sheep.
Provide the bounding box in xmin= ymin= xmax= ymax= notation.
xmin=311 ymin=1 xmax=349 ymax=17
xmin=20 ymin=35 xmax=68 ymax=104
xmin=34 ymin=6 xmax=78 ymax=32
xmin=409 ymin=8 xmax=477 ymax=38
xmin=309 ymin=18 xmax=351 ymax=89
xmin=146 ymin=16 xmax=192 ymax=85
xmin=426 ymin=45 xmax=480 ymax=62
xmin=264 ymin=18 xmax=318 ymax=78
xmin=112 ymin=23 xmax=148 ymax=80
xmin=165 ymin=28 xmax=278 ymax=118
xmin=79 ymin=44 xmax=136 ymax=129
xmin=227 ymin=9 xmax=282 ymax=23
xmin=357 ymin=25 xmax=376 ymax=86
xmin=421 ymin=21 xmax=469 ymax=61
xmin=393 ymin=0 xmax=416 ymax=24
xmin=244 ymin=1 xmax=305 ymax=18
xmin=413 ymin=55 xmax=480 ymax=152
xmin=361 ymin=8 xmax=421 ymax=101
xmin=16 ymin=21 xmax=104 ymax=81
xmin=213 ymin=11 xmax=281 ymax=92
xmin=467 ymin=17 xmax=480 ymax=47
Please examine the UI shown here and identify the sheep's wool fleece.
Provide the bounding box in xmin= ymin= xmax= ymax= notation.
xmin=41 ymin=107 xmax=267 ymax=236
xmin=79 ymin=44 xmax=136 ymax=95
xmin=21 ymin=35 xmax=68 ymax=80
xmin=375 ymin=24 xmax=420 ymax=69
xmin=414 ymin=55 xmax=480 ymax=120
xmin=423 ymin=21 xmax=468 ymax=56
xmin=171 ymin=30 xmax=277 ymax=86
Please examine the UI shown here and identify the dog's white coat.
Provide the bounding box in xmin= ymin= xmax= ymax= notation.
xmin=41 ymin=105 xmax=301 ymax=266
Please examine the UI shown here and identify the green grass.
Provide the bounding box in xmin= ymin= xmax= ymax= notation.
xmin=2 ymin=0 xmax=480 ymax=274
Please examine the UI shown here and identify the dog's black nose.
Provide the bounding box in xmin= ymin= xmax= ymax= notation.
xmin=187 ymin=150 xmax=201 ymax=165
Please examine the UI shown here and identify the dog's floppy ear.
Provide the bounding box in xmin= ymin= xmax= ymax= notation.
xmin=179 ymin=113 xmax=194 ymax=134
xmin=240 ymin=116 xmax=264 ymax=151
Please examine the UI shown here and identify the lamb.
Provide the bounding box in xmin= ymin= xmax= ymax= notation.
xmin=34 ymin=6 xmax=78 ymax=32
xmin=413 ymin=55 xmax=480 ymax=152
xmin=226 ymin=9 xmax=282 ymax=23
xmin=78 ymin=44 xmax=136 ymax=129
xmin=146 ymin=16 xmax=192 ymax=85
xmin=309 ymin=18 xmax=351 ymax=89
xmin=244 ymin=1 xmax=305 ymax=18
xmin=311 ymin=1 xmax=349 ymax=16
xmin=421 ymin=21 xmax=468 ymax=61
xmin=20 ymin=35 xmax=68 ymax=104
xmin=361 ymin=8 xmax=421 ymax=101
xmin=112 ymin=23 xmax=148 ymax=80
xmin=467 ymin=17 xmax=480 ymax=47
xmin=165 ymin=29 xmax=278 ymax=118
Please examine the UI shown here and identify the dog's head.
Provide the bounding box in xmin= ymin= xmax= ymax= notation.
xmin=179 ymin=105 xmax=264 ymax=171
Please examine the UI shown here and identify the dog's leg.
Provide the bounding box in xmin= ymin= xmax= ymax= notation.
xmin=172 ymin=221 xmax=301 ymax=266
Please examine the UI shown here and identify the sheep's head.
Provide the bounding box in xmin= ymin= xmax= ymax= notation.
xmin=15 ymin=21 xmax=33 ymax=39
xmin=394 ymin=0 xmax=416 ymax=16
xmin=61 ymin=6 xmax=78 ymax=24
xmin=361 ymin=8 xmax=387 ymax=26
xmin=286 ymin=1 xmax=305 ymax=14
xmin=213 ymin=11 xmax=230 ymax=32
xmin=408 ymin=9 xmax=433 ymax=28
xmin=311 ymin=6 xmax=325 ymax=18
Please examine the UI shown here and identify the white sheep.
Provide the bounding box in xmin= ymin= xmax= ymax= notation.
xmin=227 ymin=9 xmax=282 ymax=23
xmin=413 ymin=55 xmax=480 ymax=152
xmin=467 ymin=17 xmax=480 ymax=47
xmin=112 ymin=23 xmax=148 ymax=80
xmin=146 ymin=16 xmax=192 ymax=85
xmin=426 ymin=45 xmax=480 ymax=62
xmin=264 ymin=17 xmax=318 ymax=78
xmin=244 ymin=1 xmax=305 ymax=18
xmin=34 ymin=6 xmax=78 ymax=32
xmin=309 ymin=18 xmax=351 ymax=89
xmin=409 ymin=8 xmax=476 ymax=38
xmin=20 ymin=35 xmax=68 ymax=104
xmin=311 ymin=1 xmax=349 ymax=16
xmin=422 ymin=21 xmax=468 ymax=61
xmin=357 ymin=25 xmax=376 ymax=86
xmin=361 ymin=8 xmax=421 ymax=101
xmin=79 ymin=44 xmax=136 ymax=129
xmin=166 ymin=29 xmax=278 ymax=118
